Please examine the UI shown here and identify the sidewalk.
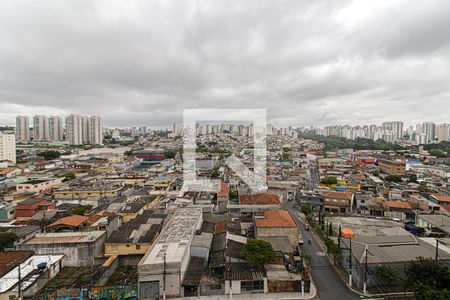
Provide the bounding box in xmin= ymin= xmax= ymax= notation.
xmin=182 ymin=290 xmax=317 ymax=300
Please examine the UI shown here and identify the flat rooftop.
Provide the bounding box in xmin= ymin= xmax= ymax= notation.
xmin=141 ymin=207 xmax=202 ymax=265
xmin=23 ymin=231 xmax=105 ymax=245
xmin=327 ymin=216 xmax=404 ymax=237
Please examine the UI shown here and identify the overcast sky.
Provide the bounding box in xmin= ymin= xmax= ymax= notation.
xmin=0 ymin=0 xmax=449 ymax=128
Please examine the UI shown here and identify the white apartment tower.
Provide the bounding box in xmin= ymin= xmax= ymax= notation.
xmin=421 ymin=122 xmax=436 ymax=142
xmin=437 ymin=123 xmax=450 ymax=142
xmin=65 ymin=114 xmax=83 ymax=145
xmin=88 ymin=115 xmax=103 ymax=145
xmin=48 ymin=116 xmax=64 ymax=141
xmin=15 ymin=115 xmax=30 ymax=142
xmin=0 ymin=132 xmax=16 ymax=164
xmin=33 ymin=115 xmax=49 ymax=142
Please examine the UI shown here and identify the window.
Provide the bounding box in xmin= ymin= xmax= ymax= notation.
xmin=136 ymin=244 xmax=141 ymax=250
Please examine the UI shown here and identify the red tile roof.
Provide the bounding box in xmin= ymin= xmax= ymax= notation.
xmin=255 ymin=210 xmax=297 ymax=228
xmin=240 ymin=193 xmax=280 ymax=205
xmin=217 ymin=181 xmax=229 ymax=198
xmin=214 ymin=220 xmax=228 ymax=234
xmin=431 ymin=194 xmax=450 ymax=203
xmin=324 ymin=191 xmax=353 ymax=201
xmin=384 ymin=201 xmax=412 ymax=210
xmin=48 ymin=215 xmax=89 ymax=228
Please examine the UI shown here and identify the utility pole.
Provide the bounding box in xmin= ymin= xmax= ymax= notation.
xmin=348 ymin=237 xmax=352 ymax=287
xmin=363 ymin=248 xmax=368 ymax=293
xmin=163 ymin=253 xmax=166 ymax=300
xmin=18 ymin=263 xmax=22 ymax=300
xmin=435 ymin=239 xmax=440 ymax=260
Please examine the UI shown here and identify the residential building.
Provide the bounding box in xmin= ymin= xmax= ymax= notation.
xmin=105 ymin=210 xmax=166 ymax=257
xmin=323 ymin=191 xmax=354 ymax=213
xmin=33 ymin=115 xmax=49 ymax=141
xmin=378 ymin=159 xmax=406 ymax=175
xmin=0 ymin=132 xmax=16 ymax=164
xmin=254 ymin=210 xmax=299 ymax=247
xmin=48 ymin=116 xmax=64 ymax=141
xmin=89 ymin=115 xmax=103 ymax=145
xmin=15 ymin=197 xmax=56 ymax=218
xmin=17 ymin=231 xmax=106 ymax=266
xmin=65 ymin=114 xmax=83 ymax=145
xmin=0 ymin=254 xmax=64 ymax=300
xmin=15 ymin=115 xmax=30 ymax=142
xmin=138 ymin=207 xmax=203 ymax=299
xmin=16 ymin=178 xmax=62 ymax=194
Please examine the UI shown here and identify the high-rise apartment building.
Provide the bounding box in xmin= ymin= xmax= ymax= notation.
xmin=65 ymin=114 xmax=83 ymax=145
xmin=48 ymin=116 xmax=64 ymax=141
xmin=0 ymin=132 xmax=16 ymax=164
xmin=437 ymin=123 xmax=450 ymax=142
xmin=88 ymin=115 xmax=103 ymax=145
xmin=33 ymin=115 xmax=49 ymax=141
xmin=15 ymin=115 xmax=30 ymax=143
xmin=65 ymin=114 xmax=103 ymax=145
xmin=421 ymin=122 xmax=436 ymax=142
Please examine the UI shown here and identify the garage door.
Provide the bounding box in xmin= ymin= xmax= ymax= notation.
xmin=140 ymin=281 xmax=160 ymax=299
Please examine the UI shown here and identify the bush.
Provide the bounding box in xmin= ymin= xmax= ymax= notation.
xmin=72 ymin=207 xmax=86 ymax=216
xmin=37 ymin=150 xmax=61 ymax=160
xmin=320 ymin=177 xmax=338 ymax=185
xmin=300 ymin=204 xmax=312 ymax=216
xmin=385 ymin=175 xmax=403 ymax=182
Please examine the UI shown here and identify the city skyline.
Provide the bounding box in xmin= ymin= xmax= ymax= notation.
xmin=1 ymin=1 xmax=450 ymax=127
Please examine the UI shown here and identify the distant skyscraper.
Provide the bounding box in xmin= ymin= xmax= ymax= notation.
xmin=33 ymin=115 xmax=49 ymax=141
xmin=65 ymin=114 xmax=83 ymax=145
xmin=421 ymin=122 xmax=436 ymax=142
xmin=0 ymin=132 xmax=16 ymax=164
xmin=48 ymin=116 xmax=64 ymax=141
xmin=437 ymin=123 xmax=450 ymax=142
xmin=15 ymin=115 xmax=30 ymax=142
xmin=88 ymin=115 xmax=103 ymax=145
xmin=391 ymin=121 xmax=404 ymax=140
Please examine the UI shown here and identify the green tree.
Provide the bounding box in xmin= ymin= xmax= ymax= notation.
xmin=0 ymin=232 xmax=17 ymax=252
xmin=211 ymin=165 xmax=220 ymax=178
xmin=375 ymin=265 xmax=400 ymax=288
xmin=371 ymin=170 xmax=380 ymax=177
xmin=37 ymin=150 xmax=61 ymax=160
xmin=415 ymin=283 xmax=450 ymax=300
xmin=320 ymin=177 xmax=338 ymax=185
xmin=62 ymin=171 xmax=76 ymax=182
xmin=72 ymin=207 xmax=86 ymax=216
xmin=405 ymin=257 xmax=450 ymax=293
xmin=241 ymin=240 xmax=276 ymax=266
xmin=385 ymin=175 xmax=402 ymax=182
xmin=408 ymin=174 xmax=418 ymax=183
xmin=229 ymin=190 xmax=238 ymax=199
xmin=164 ymin=149 xmax=178 ymax=159
xmin=300 ymin=204 xmax=312 ymax=216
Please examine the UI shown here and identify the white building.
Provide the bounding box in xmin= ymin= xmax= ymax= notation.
xmin=15 ymin=115 xmax=30 ymax=143
xmin=33 ymin=115 xmax=49 ymax=142
xmin=89 ymin=115 xmax=103 ymax=145
xmin=0 ymin=132 xmax=16 ymax=164
xmin=421 ymin=122 xmax=436 ymax=142
xmin=65 ymin=114 xmax=103 ymax=145
xmin=437 ymin=123 xmax=450 ymax=142
xmin=48 ymin=116 xmax=64 ymax=141
xmin=138 ymin=207 xmax=203 ymax=299
xmin=65 ymin=114 xmax=83 ymax=145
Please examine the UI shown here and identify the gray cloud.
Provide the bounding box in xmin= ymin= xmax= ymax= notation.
xmin=0 ymin=0 xmax=449 ymax=128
